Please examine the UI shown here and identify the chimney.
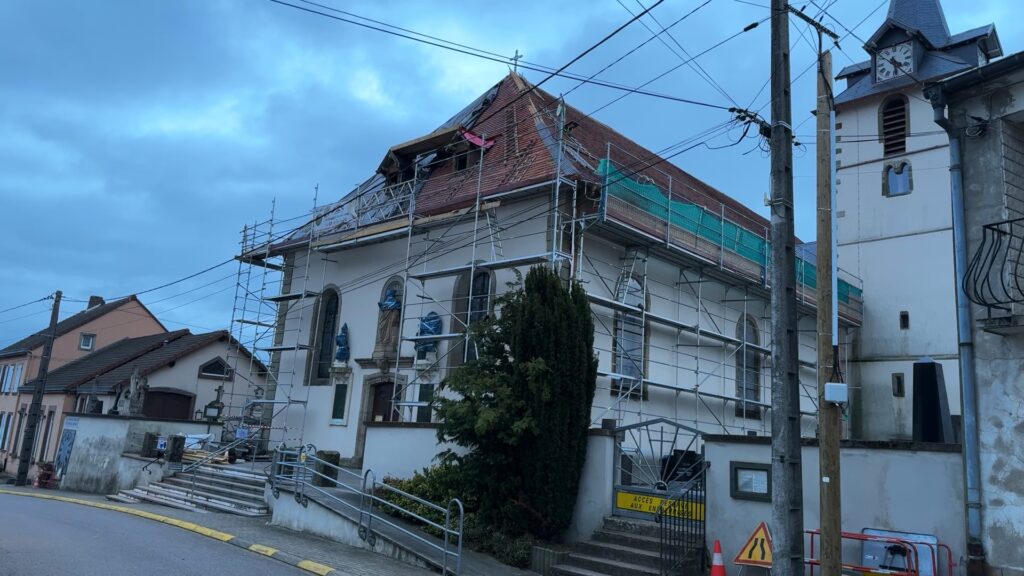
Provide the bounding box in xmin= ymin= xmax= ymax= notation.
xmin=87 ymin=296 xmax=105 ymax=309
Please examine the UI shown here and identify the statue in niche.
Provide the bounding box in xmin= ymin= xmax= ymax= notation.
xmin=373 ymin=286 xmax=402 ymax=361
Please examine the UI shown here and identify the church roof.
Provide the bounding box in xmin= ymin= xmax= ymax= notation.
xmin=835 ymin=0 xmax=1000 ymax=106
xmin=868 ymin=0 xmax=950 ymax=48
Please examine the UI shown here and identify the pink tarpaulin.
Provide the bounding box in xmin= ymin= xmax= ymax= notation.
xmin=459 ymin=128 xmax=494 ymax=149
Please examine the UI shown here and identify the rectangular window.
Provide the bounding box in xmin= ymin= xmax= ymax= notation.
xmin=0 ymin=413 xmax=8 ymax=452
xmin=79 ymin=333 xmax=96 ymax=351
xmin=10 ymin=363 xmax=23 ymax=394
xmin=0 ymin=365 xmax=8 ymax=394
xmin=415 ymin=384 xmax=435 ymax=424
xmin=730 ymin=461 xmax=772 ymax=502
xmin=899 ymin=311 xmax=910 ymax=330
xmin=892 ymin=373 xmax=906 ymax=397
xmin=330 ymin=383 xmax=349 ymax=423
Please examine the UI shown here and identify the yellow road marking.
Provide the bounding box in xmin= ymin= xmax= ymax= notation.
xmin=0 ymin=488 xmax=338 ymax=575
xmin=297 ymin=560 xmax=335 ymax=575
xmin=249 ymin=543 xmax=278 ymax=556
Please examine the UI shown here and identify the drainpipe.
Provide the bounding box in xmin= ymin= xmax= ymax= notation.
xmin=929 ymin=93 xmax=985 ymax=572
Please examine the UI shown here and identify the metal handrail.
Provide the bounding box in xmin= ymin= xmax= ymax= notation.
xmin=269 ymin=446 xmax=464 ymax=575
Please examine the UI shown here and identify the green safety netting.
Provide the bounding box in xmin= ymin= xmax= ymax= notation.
xmin=598 ymin=159 xmax=862 ymax=305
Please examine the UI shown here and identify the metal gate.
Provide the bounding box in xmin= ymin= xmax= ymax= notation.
xmin=612 ymin=418 xmax=707 ymax=576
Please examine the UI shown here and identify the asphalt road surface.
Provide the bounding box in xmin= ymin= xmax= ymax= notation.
xmin=0 ymin=494 xmax=307 ymax=576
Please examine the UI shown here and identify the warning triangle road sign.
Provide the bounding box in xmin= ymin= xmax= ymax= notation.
xmin=734 ymin=521 xmax=773 ymax=567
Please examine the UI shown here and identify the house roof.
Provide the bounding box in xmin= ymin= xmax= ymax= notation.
xmin=20 ymin=330 xmax=266 ymax=395
xmin=0 ymin=296 xmax=166 ymax=359
xmin=20 ymin=330 xmax=189 ymax=394
xmin=282 ymin=72 xmax=771 ymax=250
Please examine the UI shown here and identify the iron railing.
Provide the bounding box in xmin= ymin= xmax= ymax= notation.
xmin=656 ymin=462 xmax=708 ymax=576
xmin=269 ymin=445 xmax=464 ymax=575
xmin=964 ymin=216 xmax=1024 ymax=307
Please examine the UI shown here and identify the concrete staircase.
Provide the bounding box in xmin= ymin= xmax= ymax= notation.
xmin=107 ymin=464 xmax=269 ymax=516
xmin=551 ymin=516 xmax=704 ymax=576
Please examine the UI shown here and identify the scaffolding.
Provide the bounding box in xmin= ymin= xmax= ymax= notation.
xmin=233 ymin=79 xmax=863 ymax=461
xmin=225 ymin=195 xmax=333 ymax=453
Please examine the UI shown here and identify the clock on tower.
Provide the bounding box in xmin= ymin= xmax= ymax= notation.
xmin=876 ymin=41 xmax=914 ymax=82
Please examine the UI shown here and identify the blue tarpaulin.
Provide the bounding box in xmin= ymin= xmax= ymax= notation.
xmin=335 ymin=323 xmax=350 ymax=362
xmin=416 ymin=311 xmax=442 ymax=353
xmin=379 ymin=288 xmax=401 ymax=311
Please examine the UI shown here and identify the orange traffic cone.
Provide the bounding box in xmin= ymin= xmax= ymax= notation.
xmin=711 ymin=540 xmax=727 ymax=576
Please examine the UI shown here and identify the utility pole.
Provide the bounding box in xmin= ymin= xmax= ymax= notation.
xmin=769 ymin=3 xmax=803 ymax=576
xmin=16 ymin=290 xmax=61 ymax=486
xmin=815 ymin=46 xmax=843 ymax=576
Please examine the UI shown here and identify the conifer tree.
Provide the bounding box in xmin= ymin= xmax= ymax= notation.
xmin=436 ymin=266 xmax=598 ymax=539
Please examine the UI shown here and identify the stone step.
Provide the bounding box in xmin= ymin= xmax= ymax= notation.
xmin=148 ymin=482 xmax=267 ymax=511
xmin=162 ymin=476 xmax=265 ymax=498
xmin=575 ymin=541 xmax=660 ymax=570
xmin=603 ymin=516 xmax=664 ymax=539
xmin=171 ymin=472 xmax=266 ymax=495
xmin=592 ymin=529 xmax=661 ymax=553
xmin=563 ymin=553 xmax=659 ymax=576
xmin=551 ymin=564 xmax=613 ymax=576
xmin=105 ymin=493 xmax=140 ymax=504
xmin=125 ymin=488 xmax=204 ymax=512
xmin=141 ymin=484 xmax=267 ymax=517
xmin=188 ymin=467 xmax=265 ymax=486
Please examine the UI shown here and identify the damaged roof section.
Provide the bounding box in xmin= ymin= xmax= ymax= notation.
xmin=272 ymin=72 xmax=770 ymax=253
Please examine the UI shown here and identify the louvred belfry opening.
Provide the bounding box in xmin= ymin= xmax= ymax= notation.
xmin=882 ymin=97 xmax=907 ymax=156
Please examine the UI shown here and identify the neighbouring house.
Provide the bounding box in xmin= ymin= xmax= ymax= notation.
xmin=10 ymin=329 xmax=268 ymax=472
xmin=833 ymin=0 xmax=1001 ymax=440
xmin=237 ymin=70 xmax=863 ymax=539
xmin=0 ymin=295 xmax=166 ymax=471
xmin=923 ymin=51 xmax=1024 ymax=576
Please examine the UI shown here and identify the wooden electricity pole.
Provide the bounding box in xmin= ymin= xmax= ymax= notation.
xmin=815 ymin=47 xmax=843 ymax=576
xmin=16 ymin=290 xmax=61 ymax=486
xmin=769 ymin=2 xmax=803 ymax=576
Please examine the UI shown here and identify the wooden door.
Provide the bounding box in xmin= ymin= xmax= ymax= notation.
xmin=142 ymin=391 xmax=193 ymax=420
xmin=370 ymin=382 xmax=395 ymax=422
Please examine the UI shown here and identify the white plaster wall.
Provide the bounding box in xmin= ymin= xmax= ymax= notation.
xmin=836 ymin=88 xmax=961 ymax=440
xmin=360 ymin=425 xmax=466 ymax=480
xmin=704 ymin=439 xmax=965 ymax=571
xmin=275 ymin=192 xmax=842 ymax=467
xmin=275 ymin=196 xmax=551 ymax=459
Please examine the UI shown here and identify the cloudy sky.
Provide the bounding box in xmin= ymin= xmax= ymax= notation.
xmin=0 ymin=0 xmax=1016 ymax=345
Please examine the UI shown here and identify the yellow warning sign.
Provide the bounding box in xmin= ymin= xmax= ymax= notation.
xmin=734 ymin=521 xmax=773 ymax=567
xmin=614 ymin=491 xmax=705 ymax=520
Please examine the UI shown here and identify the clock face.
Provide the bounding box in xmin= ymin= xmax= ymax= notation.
xmin=876 ymin=42 xmax=914 ymax=82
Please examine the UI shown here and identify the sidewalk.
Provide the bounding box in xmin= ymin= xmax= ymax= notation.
xmin=0 ymin=485 xmax=433 ymax=576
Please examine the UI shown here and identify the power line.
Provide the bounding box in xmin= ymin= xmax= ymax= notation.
xmin=268 ymin=0 xmax=728 ymax=112
xmin=0 ymin=295 xmax=53 ymax=316
xmin=561 ymin=0 xmax=716 ymax=102
xmin=630 ymin=0 xmax=740 ymax=106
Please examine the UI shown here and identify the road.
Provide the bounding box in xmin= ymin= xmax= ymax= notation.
xmin=0 ymin=494 xmax=307 ymax=576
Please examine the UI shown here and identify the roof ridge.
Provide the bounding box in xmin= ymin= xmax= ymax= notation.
xmin=26 ymin=330 xmax=191 ymax=391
